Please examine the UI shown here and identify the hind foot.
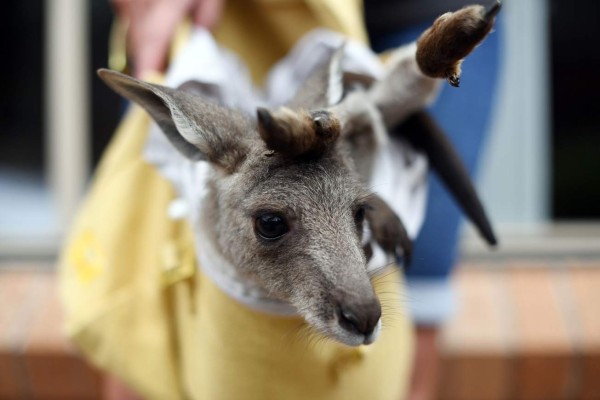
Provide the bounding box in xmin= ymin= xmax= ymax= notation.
xmin=416 ymin=1 xmax=501 ymax=87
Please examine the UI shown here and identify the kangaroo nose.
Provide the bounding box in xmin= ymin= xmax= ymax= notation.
xmin=337 ymin=301 xmax=381 ymax=336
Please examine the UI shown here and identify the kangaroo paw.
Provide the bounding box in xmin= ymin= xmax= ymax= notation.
xmin=416 ymin=1 xmax=501 ymax=86
xmin=365 ymin=195 xmax=413 ymax=267
xmin=448 ymin=74 xmax=461 ymax=88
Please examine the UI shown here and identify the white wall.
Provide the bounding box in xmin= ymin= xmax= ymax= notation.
xmin=46 ymin=0 xmax=90 ymax=227
xmin=479 ymin=0 xmax=551 ymax=230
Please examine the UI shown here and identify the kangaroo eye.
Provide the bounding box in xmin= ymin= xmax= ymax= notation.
xmin=354 ymin=206 xmax=366 ymax=224
xmin=254 ymin=213 xmax=289 ymax=241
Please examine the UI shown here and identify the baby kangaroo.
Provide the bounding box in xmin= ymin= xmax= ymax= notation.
xmin=98 ymin=3 xmax=499 ymax=347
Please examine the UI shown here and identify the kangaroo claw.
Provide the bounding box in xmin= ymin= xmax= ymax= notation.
xmin=485 ymin=0 xmax=502 ymax=21
xmin=448 ymin=74 xmax=460 ymax=88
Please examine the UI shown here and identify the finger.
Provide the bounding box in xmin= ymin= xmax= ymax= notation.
xmin=193 ymin=0 xmax=225 ymax=29
xmin=130 ymin=0 xmax=189 ymax=77
xmin=112 ymin=0 xmax=154 ymax=20
xmin=111 ymin=0 xmax=130 ymax=19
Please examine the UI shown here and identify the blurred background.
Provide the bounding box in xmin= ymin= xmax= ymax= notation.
xmin=2 ymin=0 xmax=600 ymax=257
xmin=0 ymin=0 xmax=598 ymax=399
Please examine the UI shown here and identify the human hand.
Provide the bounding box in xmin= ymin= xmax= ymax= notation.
xmin=112 ymin=0 xmax=225 ymax=77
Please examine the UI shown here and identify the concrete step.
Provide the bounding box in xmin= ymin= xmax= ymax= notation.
xmin=0 ymin=268 xmax=101 ymax=399
xmin=1 ymin=262 xmax=599 ymax=399
xmin=441 ymin=262 xmax=600 ymax=400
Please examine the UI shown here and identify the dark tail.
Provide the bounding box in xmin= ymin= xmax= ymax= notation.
xmin=395 ymin=111 xmax=498 ymax=247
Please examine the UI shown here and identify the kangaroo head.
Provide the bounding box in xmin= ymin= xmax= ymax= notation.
xmin=99 ymin=68 xmax=381 ymax=345
xmin=98 ymin=2 xmax=500 ymax=346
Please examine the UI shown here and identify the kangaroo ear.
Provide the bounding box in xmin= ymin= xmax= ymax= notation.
xmin=287 ymin=44 xmax=345 ymax=109
xmin=97 ymin=69 xmax=250 ymax=171
xmin=256 ymin=107 xmax=340 ymax=158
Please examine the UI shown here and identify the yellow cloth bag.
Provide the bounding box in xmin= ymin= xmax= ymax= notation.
xmin=60 ymin=1 xmax=413 ymax=398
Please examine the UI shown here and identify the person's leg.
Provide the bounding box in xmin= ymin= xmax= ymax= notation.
xmin=409 ymin=21 xmax=501 ymax=284
xmin=371 ymin=15 xmax=501 ymax=321
xmin=372 ymin=19 xmax=501 ymax=282
xmin=370 ymin=18 xmax=502 ymax=400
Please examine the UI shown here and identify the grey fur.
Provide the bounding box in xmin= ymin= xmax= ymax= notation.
xmin=97 ymin=4 xmax=498 ymax=346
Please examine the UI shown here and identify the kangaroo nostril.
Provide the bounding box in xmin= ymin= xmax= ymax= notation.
xmin=337 ymin=303 xmax=381 ymax=336
xmin=339 ymin=307 xmax=362 ymax=333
